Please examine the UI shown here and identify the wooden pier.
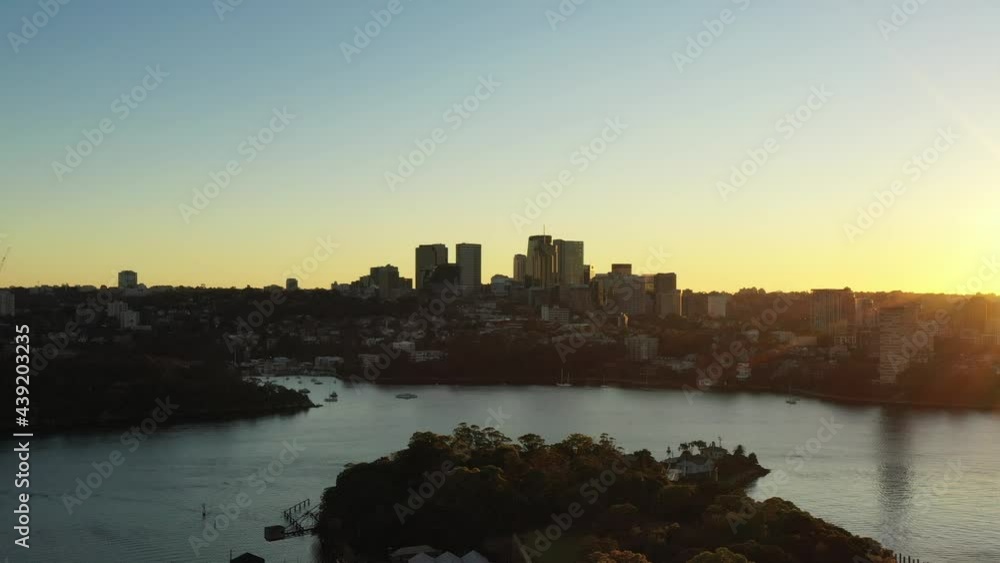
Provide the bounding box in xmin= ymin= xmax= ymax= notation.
xmin=265 ymin=499 xmax=320 ymax=542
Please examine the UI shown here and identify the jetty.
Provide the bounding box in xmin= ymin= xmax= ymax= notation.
xmin=264 ymin=499 xmax=320 ymax=541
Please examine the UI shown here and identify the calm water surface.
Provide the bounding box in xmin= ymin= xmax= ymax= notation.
xmin=2 ymin=380 xmax=998 ymax=562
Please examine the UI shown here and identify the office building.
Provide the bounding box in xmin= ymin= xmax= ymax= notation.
xmin=656 ymin=289 xmax=684 ymax=318
xmin=541 ymin=304 xmax=571 ymax=324
xmin=611 ymin=263 xmax=632 ymax=276
xmin=811 ymin=288 xmax=856 ymax=335
xmin=567 ymin=285 xmax=593 ymax=313
xmin=0 ymin=291 xmax=13 ymax=317
xmin=625 ymin=335 xmax=659 ymax=362
xmin=426 ymin=263 xmax=460 ymax=293
xmin=118 ymin=270 xmax=138 ymax=289
xmin=415 ymin=244 xmax=448 ymax=290
xmin=554 ymin=239 xmax=585 ymax=286
xmin=707 ymin=295 xmax=728 ymax=318
xmin=683 ymin=292 xmax=707 ymax=318
xmin=653 ymin=273 xmax=680 ymax=317
xmin=456 ymin=243 xmax=482 ymax=295
xmin=582 ymin=264 xmax=593 ymax=284
xmin=513 ymin=254 xmax=527 ymax=284
xmin=879 ymin=304 xmax=922 ymax=384
xmin=369 ymin=264 xmax=402 ymax=300
xmin=596 ymin=270 xmax=648 ymax=316
xmin=286 ymin=278 xmax=299 ymax=291
xmin=653 ymin=273 xmax=677 ymax=293
xmin=526 ymin=235 xmax=556 ymax=288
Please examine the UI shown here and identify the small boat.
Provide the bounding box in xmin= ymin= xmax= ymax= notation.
xmin=395 ymin=393 xmax=418 ymax=400
xmin=298 ymin=388 xmax=311 ymax=394
xmin=786 ymin=398 xmax=798 ymax=404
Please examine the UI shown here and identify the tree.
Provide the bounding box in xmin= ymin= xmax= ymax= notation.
xmin=748 ymin=452 xmax=758 ymax=465
xmin=734 ymin=444 xmax=746 ymax=457
xmin=587 ymin=550 xmax=653 ymax=563
xmin=517 ymin=433 xmax=545 ymax=453
xmin=686 ymin=547 xmax=750 ymax=563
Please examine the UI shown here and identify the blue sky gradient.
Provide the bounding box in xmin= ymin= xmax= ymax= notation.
xmin=2 ymin=0 xmax=998 ymax=292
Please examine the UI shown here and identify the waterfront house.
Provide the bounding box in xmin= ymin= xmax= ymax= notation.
xmin=665 ymin=453 xmax=716 ymax=481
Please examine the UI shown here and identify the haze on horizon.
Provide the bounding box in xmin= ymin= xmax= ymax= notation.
xmin=2 ymin=0 xmax=998 ymax=294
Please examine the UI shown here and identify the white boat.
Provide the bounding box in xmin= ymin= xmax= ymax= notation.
xmin=786 ymin=398 xmax=798 ymax=404
xmin=298 ymin=388 xmax=311 ymax=394
xmin=324 ymin=391 xmax=338 ymax=402
xmin=395 ymin=393 xmax=418 ymax=399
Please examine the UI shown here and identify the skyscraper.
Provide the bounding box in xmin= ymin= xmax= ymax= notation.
xmin=554 ymin=239 xmax=584 ymax=286
xmin=456 ymin=243 xmax=482 ymax=295
xmin=513 ymin=254 xmax=527 ymax=283
xmin=286 ymin=278 xmax=299 ymax=291
xmin=526 ymin=235 xmax=555 ymax=288
xmin=118 ymin=270 xmax=138 ymax=289
xmin=415 ymin=244 xmax=448 ymax=290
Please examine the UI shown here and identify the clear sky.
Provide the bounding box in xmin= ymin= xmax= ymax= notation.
xmin=2 ymin=0 xmax=998 ymax=293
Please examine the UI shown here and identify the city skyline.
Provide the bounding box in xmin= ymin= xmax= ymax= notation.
xmin=3 ymin=1 xmax=999 ymax=293
xmin=3 ymin=234 xmax=997 ymax=298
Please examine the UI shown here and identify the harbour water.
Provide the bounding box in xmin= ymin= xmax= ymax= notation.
xmin=3 ymin=380 xmax=998 ymax=562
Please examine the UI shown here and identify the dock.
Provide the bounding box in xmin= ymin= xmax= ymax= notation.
xmin=264 ymin=499 xmax=320 ymax=541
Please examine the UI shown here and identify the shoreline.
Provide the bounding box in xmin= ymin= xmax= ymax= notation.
xmin=334 ymin=375 xmax=999 ymax=413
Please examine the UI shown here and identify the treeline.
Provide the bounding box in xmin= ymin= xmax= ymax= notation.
xmin=5 ymin=350 xmax=313 ymax=431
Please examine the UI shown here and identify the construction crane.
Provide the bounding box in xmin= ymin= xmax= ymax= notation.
xmin=0 ymin=247 xmax=9 ymax=278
